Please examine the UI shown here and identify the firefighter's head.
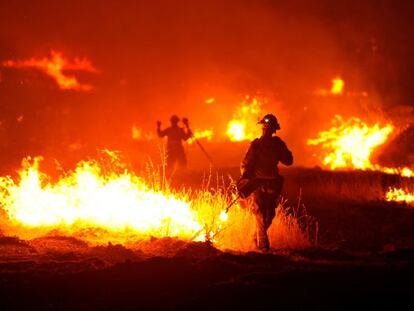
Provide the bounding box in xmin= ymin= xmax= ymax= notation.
xmin=258 ymin=114 xmax=280 ymax=135
xmin=170 ymin=115 xmax=180 ymax=126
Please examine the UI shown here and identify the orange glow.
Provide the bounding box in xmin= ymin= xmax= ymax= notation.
xmin=308 ymin=115 xmax=413 ymax=177
xmin=131 ymin=125 xmax=155 ymax=141
xmin=2 ymin=50 xmax=97 ymax=91
xmin=205 ymin=97 xmax=215 ymax=104
xmin=226 ymin=96 xmax=262 ymax=141
xmin=386 ymin=188 xmax=414 ymax=205
xmin=131 ymin=125 xmax=142 ymax=140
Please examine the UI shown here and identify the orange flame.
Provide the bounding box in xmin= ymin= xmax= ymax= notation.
xmin=188 ymin=129 xmax=213 ymax=144
xmin=386 ymin=188 xmax=414 ymax=205
xmin=226 ymin=96 xmax=262 ymax=141
xmin=0 ymin=153 xmax=313 ymax=251
xmin=330 ymin=77 xmax=344 ymax=95
xmin=2 ymin=50 xmax=97 ymax=91
xmin=308 ymin=115 xmax=413 ymax=177
xmin=308 ymin=115 xmax=393 ymax=170
xmin=0 ymin=156 xmax=208 ymax=242
xmin=315 ymin=77 xmax=345 ymax=96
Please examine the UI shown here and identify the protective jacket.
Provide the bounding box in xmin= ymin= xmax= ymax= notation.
xmin=241 ymin=136 xmax=293 ymax=179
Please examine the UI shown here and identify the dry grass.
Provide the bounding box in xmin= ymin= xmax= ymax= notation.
xmin=283 ymin=167 xmax=412 ymax=203
xmin=188 ymin=174 xmax=317 ymax=252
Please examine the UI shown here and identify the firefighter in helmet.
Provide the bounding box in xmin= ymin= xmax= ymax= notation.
xmin=239 ymin=113 xmax=293 ymax=252
xmin=157 ymin=115 xmax=192 ymax=175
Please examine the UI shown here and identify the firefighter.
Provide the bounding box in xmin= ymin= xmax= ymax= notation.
xmin=239 ymin=113 xmax=293 ymax=252
xmin=157 ymin=115 xmax=192 ymax=175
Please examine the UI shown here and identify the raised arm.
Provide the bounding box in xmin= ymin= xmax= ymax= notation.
xmin=157 ymin=121 xmax=167 ymax=137
xmin=181 ymin=118 xmax=193 ymax=140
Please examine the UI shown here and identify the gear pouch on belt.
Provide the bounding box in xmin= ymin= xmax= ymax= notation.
xmin=237 ymin=176 xmax=284 ymax=198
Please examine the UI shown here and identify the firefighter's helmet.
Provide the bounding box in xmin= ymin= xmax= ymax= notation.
xmin=257 ymin=114 xmax=281 ymax=130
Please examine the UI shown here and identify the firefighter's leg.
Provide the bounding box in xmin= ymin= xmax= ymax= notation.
xmin=177 ymin=152 xmax=187 ymax=169
xmin=255 ymin=212 xmax=269 ymax=251
xmin=166 ymin=155 xmax=178 ymax=180
xmin=264 ymin=192 xmax=279 ymax=230
xmin=253 ymin=191 xmax=270 ymax=251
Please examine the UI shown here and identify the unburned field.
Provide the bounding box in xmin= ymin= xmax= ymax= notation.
xmin=1 ymin=167 xmax=414 ymax=310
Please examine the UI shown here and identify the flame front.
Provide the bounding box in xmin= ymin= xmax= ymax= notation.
xmin=0 ymin=154 xmax=315 ymax=251
xmin=0 ymin=157 xmax=204 ymax=241
xmin=2 ymin=50 xmax=97 ymax=91
xmin=226 ymin=96 xmax=262 ymax=141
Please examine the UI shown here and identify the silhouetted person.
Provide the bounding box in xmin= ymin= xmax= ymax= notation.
xmin=239 ymin=113 xmax=293 ymax=252
xmin=157 ymin=115 xmax=192 ymax=176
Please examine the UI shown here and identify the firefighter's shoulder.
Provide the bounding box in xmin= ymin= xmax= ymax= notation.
xmin=272 ymin=136 xmax=289 ymax=147
xmin=271 ymin=136 xmax=283 ymax=143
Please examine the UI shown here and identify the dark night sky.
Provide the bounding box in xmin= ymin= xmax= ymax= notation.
xmin=0 ymin=0 xmax=413 ymax=169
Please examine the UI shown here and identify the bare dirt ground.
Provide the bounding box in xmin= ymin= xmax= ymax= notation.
xmin=1 ymin=167 xmax=414 ymax=310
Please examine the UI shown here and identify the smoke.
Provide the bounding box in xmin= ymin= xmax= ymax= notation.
xmin=0 ymin=0 xmax=413 ymax=170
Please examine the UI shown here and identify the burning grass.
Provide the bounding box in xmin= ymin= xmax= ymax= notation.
xmin=307 ymin=115 xmax=413 ymax=177
xmin=0 ymin=151 xmax=315 ymax=253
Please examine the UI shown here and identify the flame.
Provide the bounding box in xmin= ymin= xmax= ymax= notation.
xmin=308 ymin=115 xmax=393 ymax=170
xmin=0 ymin=156 xmax=207 ymax=242
xmin=226 ymin=96 xmax=262 ymax=141
xmin=330 ymin=77 xmax=344 ymax=95
xmin=2 ymin=50 xmax=97 ymax=91
xmin=315 ymin=77 xmax=345 ymax=95
xmin=188 ymin=129 xmax=213 ymax=144
xmin=386 ymin=188 xmax=414 ymax=205
xmin=0 ymin=153 xmax=313 ymax=251
xmin=308 ymin=115 xmax=413 ymax=176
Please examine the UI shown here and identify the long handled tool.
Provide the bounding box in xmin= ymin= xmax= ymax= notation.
xmin=183 ymin=118 xmax=215 ymax=167
xmin=193 ymin=137 xmax=215 ymax=166
xmin=225 ymin=195 xmax=241 ymax=213
xmin=224 ymin=176 xmax=282 ymax=213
